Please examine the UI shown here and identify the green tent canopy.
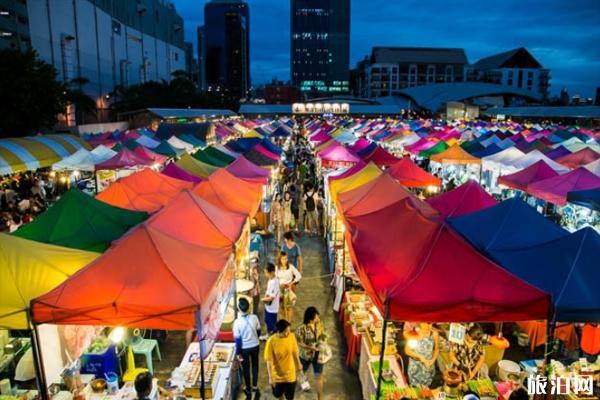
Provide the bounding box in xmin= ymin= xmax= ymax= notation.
xmin=12 ymin=189 xmax=148 ymax=252
xmin=175 ymin=153 xmax=219 ymax=178
xmin=153 ymin=140 xmax=186 ymax=157
xmin=419 ymin=141 xmax=449 ymax=158
xmin=203 ymin=146 xmax=235 ymax=164
xmin=192 ymin=149 xmax=230 ymax=167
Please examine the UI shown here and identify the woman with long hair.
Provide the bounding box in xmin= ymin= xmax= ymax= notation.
xmin=270 ymin=193 xmax=284 ymax=244
xmin=282 ymin=191 xmax=294 ymax=231
xmin=276 ymin=251 xmax=301 ymax=323
xmin=296 ymin=307 xmax=326 ymax=399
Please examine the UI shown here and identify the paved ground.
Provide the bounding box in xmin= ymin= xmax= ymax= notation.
xmin=151 ymin=234 xmax=362 ymax=399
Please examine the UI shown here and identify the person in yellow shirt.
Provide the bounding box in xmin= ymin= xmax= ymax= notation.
xmin=264 ymin=319 xmax=302 ymax=400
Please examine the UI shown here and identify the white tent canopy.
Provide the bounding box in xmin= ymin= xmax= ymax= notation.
xmin=167 ymin=136 xmax=193 ymax=153
xmin=585 ymin=158 xmax=600 ymax=177
xmin=481 ymin=147 xmax=527 ymax=172
xmin=52 ymin=145 xmax=116 ymax=172
xmin=515 ymin=150 xmax=570 ymax=173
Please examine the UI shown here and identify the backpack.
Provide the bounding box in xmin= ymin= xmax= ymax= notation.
xmin=305 ymin=192 xmax=316 ymax=211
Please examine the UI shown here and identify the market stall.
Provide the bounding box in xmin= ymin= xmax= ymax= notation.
xmin=426 ymin=180 xmax=497 ymax=218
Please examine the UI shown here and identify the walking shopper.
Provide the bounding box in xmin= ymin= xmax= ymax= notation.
xmin=233 ymin=298 xmax=261 ymax=399
xmin=270 ymin=193 xmax=284 ymax=244
xmin=281 ymin=231 xmax=303 ymax=273
xmin=260 ymin=263 xmax=280 ymax=340
xmin=264 ymin=320 xmax=302 ymax=400
xmin=303 ymin=183 xmax=319 ymax=235
xmin=276 ymin=251 xmax=302 ymax=323
xmin=282 ymin=191 xmax=294 ymax=231
xmin=296 ymin=307 xmax=327 ymax=400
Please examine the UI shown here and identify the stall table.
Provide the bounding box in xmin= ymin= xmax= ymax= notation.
xmin=358 ymin=336 xmax=406 ymax=400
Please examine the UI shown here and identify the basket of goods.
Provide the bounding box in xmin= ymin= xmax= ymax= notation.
xmin=444 ymin=369 xmax=462 ymax=387
xmin=91 ymin=379 xmax=107 ymax=393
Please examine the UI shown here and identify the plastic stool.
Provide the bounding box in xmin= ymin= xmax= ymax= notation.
xmin=131 ymin=339 xmax=161 ymax=375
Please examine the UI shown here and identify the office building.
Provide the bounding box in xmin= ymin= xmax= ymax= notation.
xmin=264 ymin=80 xmax=302 ymax=104
xmin=26 ymin=0 xmax=186 ymax=101
xmin=291 ymin=0 xmax=350 ymax=96
xmin=471 ymin=47 xmax=551 ymax=99
xmin=0 ymin=0 xmax=30 ymax=50
xmin=351 ymin=47 xmax=468 ymax=98
xmin=197 ymin=26 xmax=206 ymax=90
xmin=203 ymin=0 xmax=250 ymax=98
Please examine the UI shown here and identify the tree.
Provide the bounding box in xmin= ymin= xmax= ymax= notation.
xmin=0 ymin=49 xmax=67 ymax=138
xmin=65 ymin=78 xmax=98 ymax=123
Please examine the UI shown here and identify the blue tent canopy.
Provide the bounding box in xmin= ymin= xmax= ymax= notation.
xmin=270 ymin=126 xmax=291 ymax=138
xmin=567 ymin=187 xmax=600 ymax=211
xmin=260 ymin=139 xmax=283 ymax=155
xmin=471 ymin=143 xmax=503 ymax=158
xmin=448 ymin=197 xmax=568 ymax=251
xmin=227 ymin=138 xmax=261 ymax=152
xmin=491 ymin=228 xmax=600 ymax=322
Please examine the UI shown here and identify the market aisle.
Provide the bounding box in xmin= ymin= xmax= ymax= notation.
xmin=250 ymin=234 xmax=362 ymax=399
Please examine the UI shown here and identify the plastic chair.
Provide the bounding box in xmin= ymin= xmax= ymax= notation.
xmin=131 ymin=339 xmax=162 ymax=375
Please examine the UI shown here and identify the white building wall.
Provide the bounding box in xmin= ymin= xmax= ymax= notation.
xmin=27 ymin=0 xmax=185 ymax=100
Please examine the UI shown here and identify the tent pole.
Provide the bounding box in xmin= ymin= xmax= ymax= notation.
xmin=195 ymin=309 xmax=206 ymax=400
xmin=375 ymin=298 xmax=390 ymax=400
xmin=543 ymin=306 xmax=556 ymax=400
xmin=31 ymin=323 xmax=49 ymax=400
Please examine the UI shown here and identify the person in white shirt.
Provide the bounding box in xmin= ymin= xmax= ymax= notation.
xmin=261 ymin=263 xmax=280 ymax=339
xmin=276 ymin=251 xmax=302 ymax=323
xmin=232 ymin=298 xmax=261 ymax=399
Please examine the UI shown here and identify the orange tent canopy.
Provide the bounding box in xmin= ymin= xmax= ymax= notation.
xmin=337 ymin=173 xmax=437 ymax=219
xmin=430 ymin=144 xmax=481 ymax=165
xmin=147 ymin=190 xmax=246 ymax=248
xmin=192 ymin=169 xmax=263 ymax=217
xmin=96 ymin=168 xmax=193 ymax=213
xmin=31 ymin=225 xmax=232 ymax=329
xmin=386 ymin=157 xmax=441 ymax=188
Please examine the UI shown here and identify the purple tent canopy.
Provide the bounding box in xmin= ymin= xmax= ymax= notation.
xmin=497 ymin=160 xmax=559 ymax=192
xmin=226 ymin=155 xmax=270 ymax=183
xmin=528 ymin=167 xmax=600 ymax=206
xmin=161 ymin=162 xmax=203 ymax=184
xmin=347 ymin=137 xmax=372 ymax=154
xmin=317 ymin=142 xmax=361 ymax=166
xmin=95 ymin=147 xmax=154 ymax=170
xmin=545 ymin=145 xmax=571 ymax=160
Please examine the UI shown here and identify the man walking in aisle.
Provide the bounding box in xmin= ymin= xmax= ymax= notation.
xmin=260 ymin=263 xmax=280 ymax=340
xmin=264 ymin=320 xmax=302 ymax=400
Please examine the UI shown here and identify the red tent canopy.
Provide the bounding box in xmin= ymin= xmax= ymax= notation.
xmin=95 ymin=147 xmax=153 ymax=170
xmin=147 ymin=190 xmax=246 ymax=248
xmin=337 ymin=173 xmax=436 ymax=218
xmin=361 ymin=146 xmax=400 ymax=167
xmin=96 ymin=168 xmax=193 ymax=213
xmin=497 ymin=160 xmax=559 ymax=192
xmin=426 ymin=180 xmax=497 ymax=217
xmin=254 ymin=144 xmax=280 ymax=161
xmin=527 ymin=167 xmax=600 ymax=206
xmin=134 ymin=146 xmax=167 ymax=164
xmin=193 ymin=169 xmax=263 ymax=216
xmin=343 ymin=198 xmax=550 ymax=322
xmin=386 ymin=157 xmax=441 ymax=188
xmin=556 ymin=148 xmax=600 ymax=169
xmin=31 ymin=225 xmax=232 ymax=329
xmin=226 ymin=155 xmax=270 ymax=185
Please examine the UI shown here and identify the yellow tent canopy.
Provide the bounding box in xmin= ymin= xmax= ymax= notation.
xmin=315 ymin=139 xmax=335 ymax=153
xmin=0 ymin=234 xmax=99 ymax=329
xmin=175 ymin=153 xmax=219 ymax=178
xmin=328 ymin=162 xmax=382 ymax=205
xmin=430 ymin=144 xmax=482 ymax=165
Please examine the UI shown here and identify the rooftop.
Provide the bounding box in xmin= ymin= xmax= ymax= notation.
xmin=146 ymin=108 xmax=237 ymax=118
xmin=370 ymin=47 xmax=468 ymax=65
xmin=484 ymin=106 xmax=600 ymax=119
xmin=473 ymin=47 xmax=543 ymax=70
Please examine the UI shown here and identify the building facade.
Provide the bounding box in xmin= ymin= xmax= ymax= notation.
xmin=264 ymin=80 xmax=303 ymax=104
xmin=26 ymin=0 xmax=186 ymax=102
xmin=196 ymin=26 xmax=206 ymax=90
xmin=471 ymin=47 xmax=550 ymax=100
xmin=202 ymin=0 xmax=250 ymax=98
xmin=351 ymin=47 xmax=468 ymax=98
xmin=0 ymin=0 xmax=31 ymax=50
xmin=291 ymin=0 xmax=350 ymax=97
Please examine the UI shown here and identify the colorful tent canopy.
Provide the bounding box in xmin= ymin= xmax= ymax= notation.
xmin=1 ymin=234 xmax=99 ymax=329
xmin=243 ymin=148 xmax=279 ymax=167
xmin=176 ymin=153 xmax=219 ymax=178
xmin=226 ymin=155 xmax=270 ymax=184
xmin=161 ymin=162 xmax=204 ymax=184
xmin=482 ymin=147 xmax=527 ymax=171
xmin=226 ymin=138 xmax=261 ymax=153
xmin=254 ymin=144 xmax=280 ymax=161
xmin=193 ymin=149 xmax=231 ymax=167
xmin=204 ymin=146 xmax=236 ymax=164
xmin=527 ymin=167 xmax=600 ymax=206
xmin=337 ymin=173 xmax=436 ymax=218
xmin=134 ymin=146 xmax=167 ymax=164
xmin=545 ymin=146 xmax=571 ymax=160
xmin=96 ymin=168 xmax=193 ymax=213
xmin=343 ymin=198 xmax=549 ymax=322
xmin=193 ymin=169 xmax=263 ymax=216
xmin=135 ymin=135 xmax=161 ymax=149
xmin=556 ymin=148 xmax=600 ymax=169
xmin=497 ymin=160 xmax=559 ymax=192
xmin=418 ymin=141 xmax=449 ymax=158
xmin=426 ymin=180 xmax=497 ymax=217
xmin=0 ymin=134 xmax=91 ymax=175
xmin=95 ymin=147 xmax=154 ymax=170
xmin=328 ymin=162 xmax=382 ymax=205
xmin=360 ymin=146 xmax=400 ymax=167
xmin=31 ymin=224 xmax=232 ymax=329
xmin=12 ymin=189 xmax=147 ymax=252
xmin=386 ymin=157 xmax=441 ymax=188
xmin=347 ymin=137 xmax=372 ymax=154
xmin=168 ymin=136 xmax=194 ymax=153
xmin=448 ymin=197 xmax=568 ymax=252
xmin=52 ymin=146 xmax=117 ymax=172
xmin=213 ymin=143 xmax=240 ymax=159
xmin=585 ymin=158 xmax=600 ymax=176
xmin=318 ymin=142 xmax=361 ymax=167
xmin=147 ymin=190 xmax=246 ymax=248
xmin=489 ymin=227 xmax=600 ymax=322
xmin=179 ymin=134 xmax=206 ymax=149
xmin=430 ymin=144 xmax=481 ymax=165
xmin=567 ymin=187 xmax=600 ymax=211
xmin=327 ymin=161 xmax=367 ymax=182
xmin=152 ymin=140 xmax=186 ymax=157
xmin=259 ymin=139 xmax=283 ymax=156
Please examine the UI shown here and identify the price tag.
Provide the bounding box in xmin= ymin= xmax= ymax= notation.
xmin=448 ymin=323 xmax=466 ymax=344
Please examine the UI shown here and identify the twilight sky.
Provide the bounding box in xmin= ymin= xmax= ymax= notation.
xmin=171 ymin=0 xmax=600 ymax=98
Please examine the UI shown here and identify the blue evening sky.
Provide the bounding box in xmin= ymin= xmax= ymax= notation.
xmin=171 ymin=0 xmax=600 ymax=98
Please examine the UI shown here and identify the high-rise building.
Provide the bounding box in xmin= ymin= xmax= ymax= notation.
xmin=291 ymin=0 xmax=350 ymax=97
xmin=595 ymin=87 xmax=600 ymax=106
xmin=203 ymin=0 xmax=250 ymax=98
xmin=0 ymin=0 xmax=31 ymax=51
xmin=197 ymin=26 xmax=206 ymax=90
xmin=25 ymin=0 xmax=186 ymax=101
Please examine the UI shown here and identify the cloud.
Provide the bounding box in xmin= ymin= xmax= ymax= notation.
xmin=171 ymin=0 xmax=600 ymax=97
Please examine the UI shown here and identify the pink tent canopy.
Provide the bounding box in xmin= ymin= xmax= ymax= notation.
xmin=317 ymin=142 xmax=361 ymax=167
xmin=527 ymin=167 xmax=600 ymax=206
xmin=361 ymin=146 xmax=400 ymax=167
xmin=254 ymin=144 xmax=280 ymax=161
xmin=405 ymin=138 xmax=437 ymax=154
xmin=347 ymin=137 xmax=372 ymax=154
xmin=161 ymin=163 xmax=204 ymax=184
xmin=328 ymin=161 xmax=368 ymax=182
xmin=134 ymin=146 xmax=167 ymax=164
xmin=426 ymin=180 xmax=497 ymax=217
xmin=556 ymin=148 xmax=600 ymax=169
xmin=226 ymin=155 xmax=270 ymax=184
xmin=309 ymin=130 xmax=332 ymax=144
xmin=497 ymin=160 xmax=559 ymax=192
xmin=95 ymin=147 xmax=154 ymax=170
